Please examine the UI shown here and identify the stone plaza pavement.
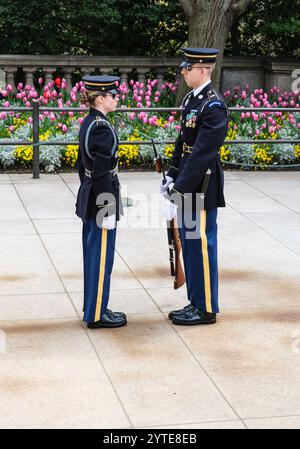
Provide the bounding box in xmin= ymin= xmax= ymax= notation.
xmin=0 ymin=171 xmax=300 ymax=429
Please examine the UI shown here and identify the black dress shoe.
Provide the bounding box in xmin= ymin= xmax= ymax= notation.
xmin=168 ymin=303 xmax=195 ymax=320
xmin=172 ymin=308 xmax=216 ymax=326
xmin=106 ymin=308 xmax=127 ymax=319
xmin=87 ymin=312 xmax=127 ymax=329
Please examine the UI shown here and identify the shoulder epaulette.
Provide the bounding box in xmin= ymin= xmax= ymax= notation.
xmin=200 ymin=90 xmax=227 ymax=114
xmin=207 ymin=89 xmax=220 ymax=101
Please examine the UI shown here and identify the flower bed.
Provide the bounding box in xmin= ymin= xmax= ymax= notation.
xmin=0 ymin=79 xmax=299 ymax=172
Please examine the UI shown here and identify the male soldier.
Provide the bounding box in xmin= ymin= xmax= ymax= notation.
xmin=160 ymin=48 xmax=229 ymax=325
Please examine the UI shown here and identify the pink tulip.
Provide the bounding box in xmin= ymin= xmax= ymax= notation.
xmin=38 ymin=77 xmax=43 ymax=84
xmin=25 ymin=101 xmax=31 ymax=107
xmin=297 ymin=123 xmax=300 ymax=129
xmin=129 ymin=80 xmax=134 ymax=86
xmin=62 ymin=124 xmax=68 ymax=133
xmin=3 ymin=101 xmax=10 ymax=107
xmin=261 ymin=123 xmax=266 ymax=130
xmin=1 ymin=90 xmax=8 ymax=98
xmin=0 ymin=112 xmax=7 ymax=119
xmin=129 ymin=112 xmax=135 ymax=120
xmin=143 ymin=117 xmax=148 ymax=124
xmin=27 ymin=117 xmax=33 ymax=123
xmin=146 ymin=101 xmax=151 ymax=107
xmin=176 ymin=125 xmax=181 ymax=132
xmin=78 ymin=117 xmax=84 ymax=124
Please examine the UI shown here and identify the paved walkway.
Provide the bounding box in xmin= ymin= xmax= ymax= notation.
xmin=0 ymin=171 xmax=300 ymax=429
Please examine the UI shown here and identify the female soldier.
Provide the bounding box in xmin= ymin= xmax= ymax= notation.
xmin=76 ymin=75 xmax=126 ymax=329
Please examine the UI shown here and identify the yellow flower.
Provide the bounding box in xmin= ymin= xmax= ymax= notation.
xmin=118 ymin=135 xmax=140 ymax=167
xmin=253 ymin=146 xmax=273 ymax=166
xmin=63 ymin=145 xmax=78 ymax=167
xmin=219 ymin=145 xmax=230 ymax=161
xmin=14 ymin=145 xmax=33 ymax=165
xmin=295 ymin=145 xmax=300 ymax=160
xmin=164 ymin=145 xmax=174 ymax=158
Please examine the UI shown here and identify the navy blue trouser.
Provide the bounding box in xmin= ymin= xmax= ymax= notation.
xmin=82 ymin=219 xmax=116 ymax=323
xmin=178 ymin=208 xmax=219 ymax=313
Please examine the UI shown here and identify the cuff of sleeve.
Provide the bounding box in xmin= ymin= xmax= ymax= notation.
xmin=167 ymin=166 xmax=179 ymax=180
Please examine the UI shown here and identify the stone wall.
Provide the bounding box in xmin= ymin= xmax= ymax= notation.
xmin=0 ymin=55 xmax=298 ymax=93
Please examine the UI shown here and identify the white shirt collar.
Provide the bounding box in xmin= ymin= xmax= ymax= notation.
xmin=193 ymin=80 xmax=211 ymax=97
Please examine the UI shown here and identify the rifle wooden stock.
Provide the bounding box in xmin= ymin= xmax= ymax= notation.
xmin=169 ymin=219 xmax=185 ymax=289
xmin=154 ymin=158 xmax=162 ymax=173
xmin=152 ymin=139 xmax=185 ymax=289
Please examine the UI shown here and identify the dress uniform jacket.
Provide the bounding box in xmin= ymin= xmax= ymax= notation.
xmin=76 ymin=108 xmax=122 ymax=221
xmin=167 ymin=82 xmax=229 ymax=209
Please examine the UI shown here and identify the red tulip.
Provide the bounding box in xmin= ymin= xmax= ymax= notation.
xmin=54 ymin=77 xmax=62 ymax=88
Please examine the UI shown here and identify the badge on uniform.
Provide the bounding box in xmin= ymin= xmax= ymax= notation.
xmin=185 ymin=111 xmax=197 ymax=128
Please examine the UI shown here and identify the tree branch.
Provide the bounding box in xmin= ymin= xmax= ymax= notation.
xmin=232 ymin=0 xmax=252 ymax=20
xmin=180 ymin=0 xmax=193 ymax=19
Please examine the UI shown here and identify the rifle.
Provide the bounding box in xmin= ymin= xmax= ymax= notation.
xmin=152 ymin=139 xmax=185 ymax=289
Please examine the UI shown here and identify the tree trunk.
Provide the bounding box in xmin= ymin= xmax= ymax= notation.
xmin=230 ymin=20 xmax=241 ymax=56
xmin=176 ymin=0 xmax=251 ymax=104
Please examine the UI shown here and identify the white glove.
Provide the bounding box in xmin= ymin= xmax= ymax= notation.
xmin=160 ymin=175 xmax=174 ymax=195
xmin=162 ymin=198 xmax=177 ymax=221
xmin=102 ymin=214 xmax=116 ymax=230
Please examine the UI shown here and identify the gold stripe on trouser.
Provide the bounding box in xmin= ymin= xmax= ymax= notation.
xmin=94 ymin=229 xmax=108 ymax=321
xmin=200 ymin=210 xmax=212 ymax=313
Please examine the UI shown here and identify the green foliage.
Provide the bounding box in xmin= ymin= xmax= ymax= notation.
xmin=226 ymin=0 xmax=300 ymax=57
xmin=0 ymin=0 xmax=298 ymax=57
xmin=0 ymin=0 xmax=186 ymax=55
